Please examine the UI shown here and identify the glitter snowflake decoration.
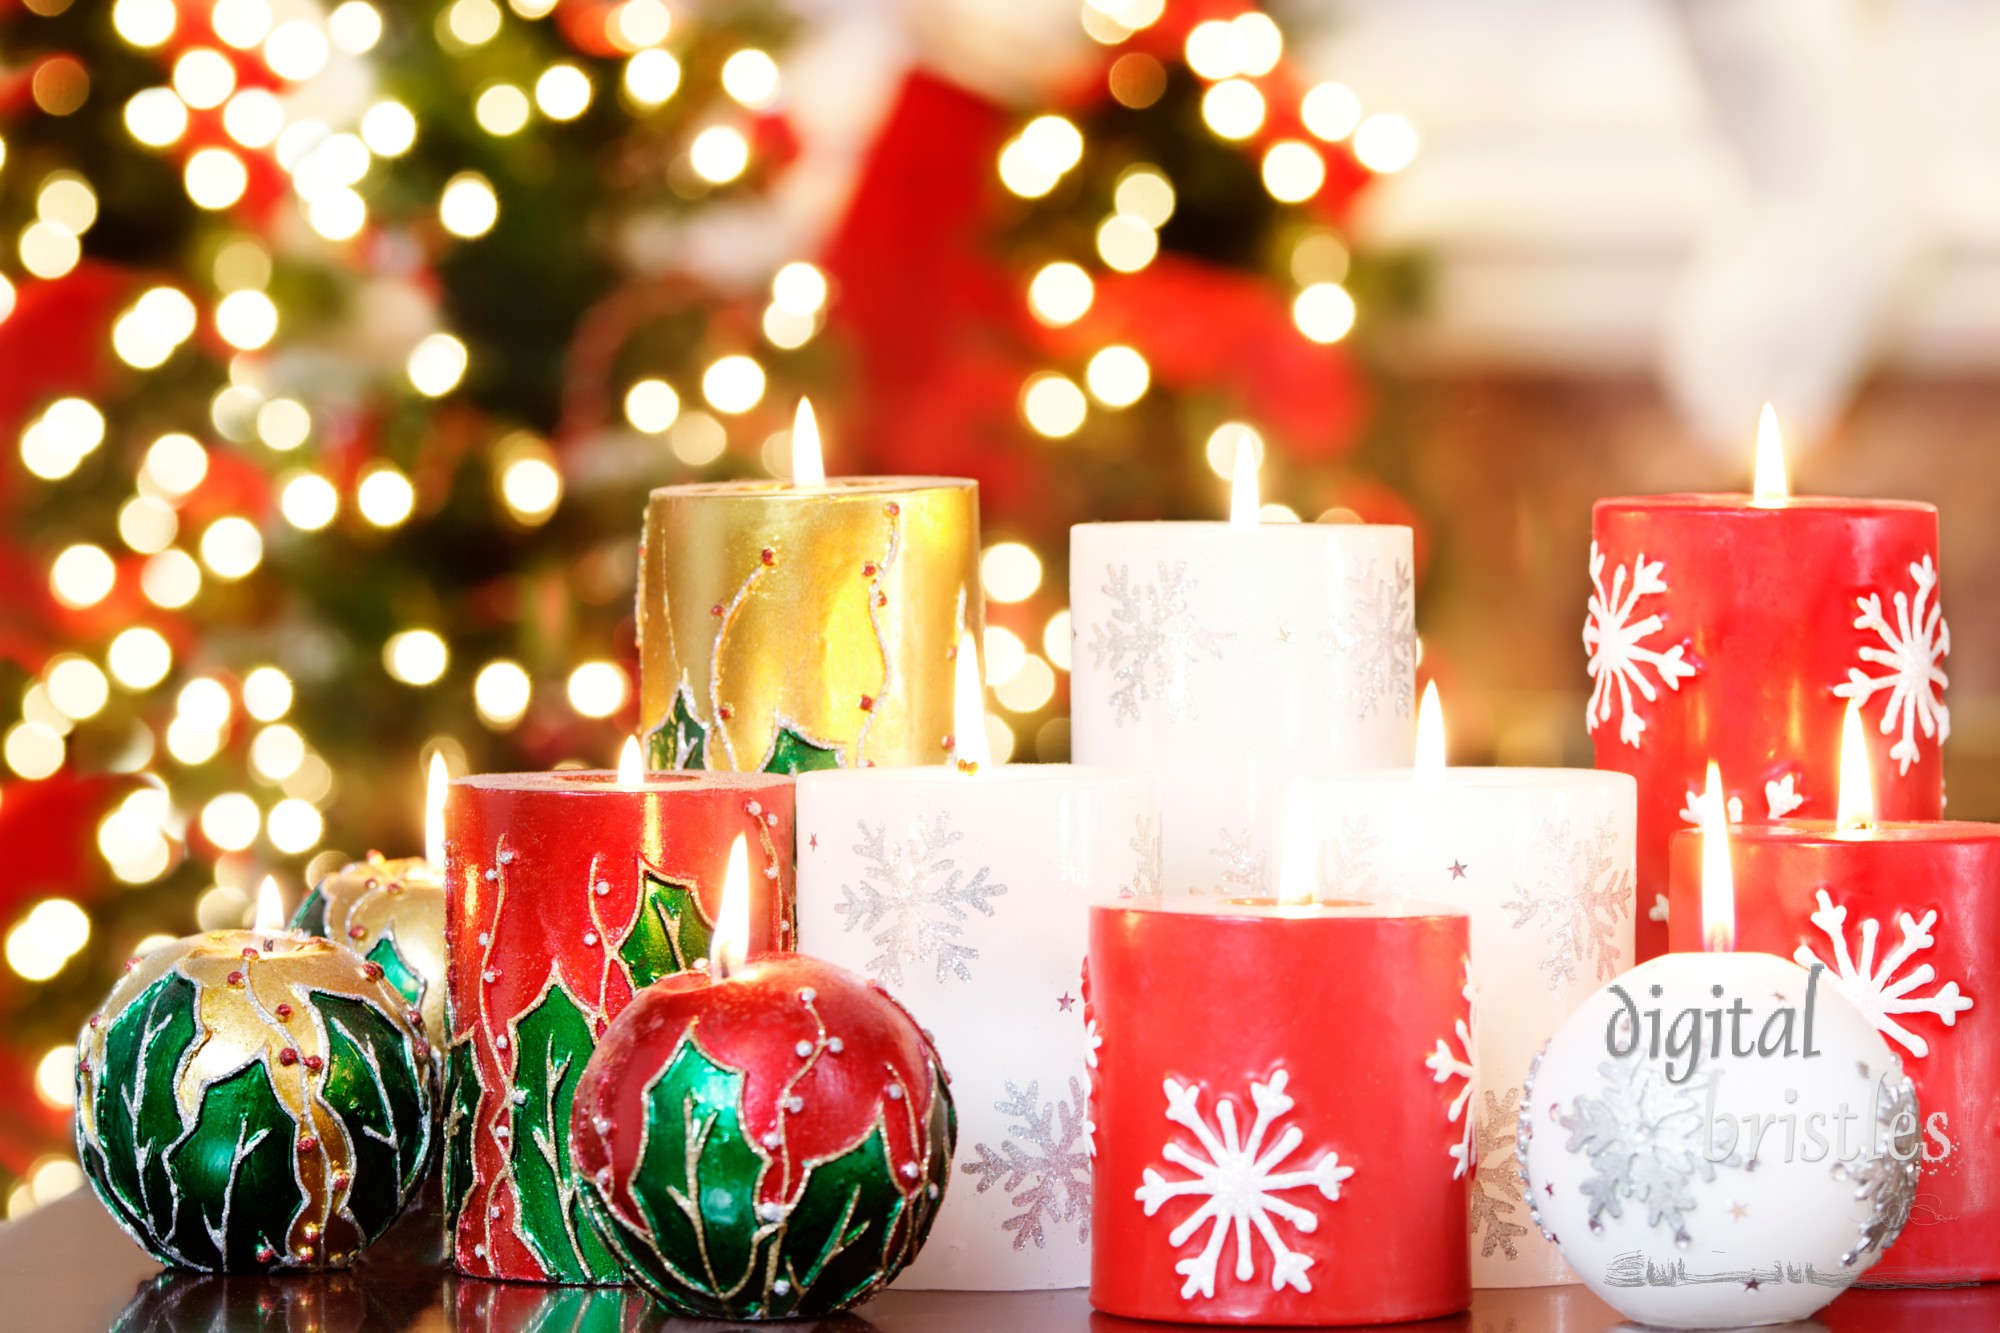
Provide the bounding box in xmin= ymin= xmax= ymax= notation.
xmin=1500 ymin=816 xmax=1633 ymax=989
xmin=1584 ymin=542 xmax=1698 ymax=748
xmin=1135 ymin=1071 xmax=1353 ymax=1299
xmin=1424 ymin=960 xmax=1476 ymax=1179
xmin=1120 ymin=812 xmax=1163 ymax=898
xmin=1832 ymin=1071 xmax=1921 ymax=1266
xmin=834 ymin=814 xmax=1007 ymax=986
xmin=1331 ymin=557 xmax=1415 ymax=720
xmin=1470 ymin=1087 xmax=1529 ymax=1260
xmin=1320 ymin=814 xmax=1382 ymax=899
xmin=1794 ymin=888 xmax=1973 ymax=1058
xmin=1559 ymin=1055 xmax=1729 ymax=1246
xmin=1087 ymin=562 xmax=1231 ymax=726
xmin=962 ymin=1077 xmax=1092 ymax=1250
xmin=1833 ymin=555 xmax=1950 ymax=775
xmin=1209 ymin=826 xmax=1267 ymax=895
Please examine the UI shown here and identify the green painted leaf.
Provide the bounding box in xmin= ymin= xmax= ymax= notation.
xmin=364 ymin=933 xmax=425 ymax=1012
xmin=442 ymin=1036 xmax=479 ymax=1241
xmin=164 ymin=1059 xmax=306 ymax=1271
xmin=317 ymin=992 xmax=431 ymax=1241
xmin=84 ymin=972 xmax=199 ymax=1264
xmin=510 ymin=984 xmax=621 ymax=1283
xmin=763 ymin=724 xmax=840 ymax=775
xmin=291 ymin=889 xmax=329 ymax=939
xmin=617 ymin=869 xmax=711 ymax=990
xmin=647 ymin=687 xmax=707 ymax=771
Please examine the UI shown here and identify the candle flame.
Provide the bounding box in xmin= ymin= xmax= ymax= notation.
xmin=709 ymin=834 xmax=751 ymax=979
xmin=792 ymin=397 xmax=825 ymax=487
xmin=1415 ymin=679 xmax=1446 ymax=774
xmin=952 ymin=631 xmax=991 ymax=774
xmin=617 ymin=735 xmax=645 ymax=786
xmin=254 ymin=875 xmax=286 ymax=933
xmin=425 ymin=752 xmax=448 ymax=869
xmin=1837 ymin=699 xmax=1875 ymax=830
xmin=1228 ymin=434 xmax=1259 ymax=528
xmin=1752 ymin=403 xmax=1788 ymax=506
xmin=1275 ymin=778 xmax=1317 ymax=906
xmin=1698 ymin=761 xmax=1735 ymax=952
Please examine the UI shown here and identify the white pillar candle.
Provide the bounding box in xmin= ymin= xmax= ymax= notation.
xmin=1070 ymin=503 xmax=1415 ymax=895
xmin=1304 ymin=687 xmax=1638 ymax=1287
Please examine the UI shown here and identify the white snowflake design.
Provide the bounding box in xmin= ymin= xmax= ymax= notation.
xmin=1088 ymin=562 xmax=1232 ymax=726
xmin=1677 ymin=790 xmax=1743 ymax=826
xmin=1674 ymin=774 xmax=1805 ymax=825
xmin=1584 ymin=542 xmax=1698 ymax=748
xmin=1649 ymin=893 xmax=1669 ymax=924
xmin=834 ymin=814 xmax=1007 ymax=986
xmin=1559 ymin=1053 xmax=1732 ymax=1246
xmin=1794 ymin=888 xmax=1973 ymax=1058
xmin=962 ymin=1077 xmax=1092 ymax=1250
xmin=1210 ymin=826 xmax=1267 ymax=896
xmin=1319 ymin=815 xmax=1382 ymax=900
xmin=1424 ymin=960 xmax=1476 ymax=1179
xmin=1085 ymin=1017 xmax=1102 ymax=1070
xmin=1833 ymin=555 xmax=1950 ymax=775
xmin=1329 ymin=557 xmax=1416 ymax=720
xmin=1500 ymin=816 xmax=1633 ymax=989
xmin=1120 ymin=812 xmax=1163 ymax=898
xmin=1136 ymin=1071 xmax=1353 ymax=1300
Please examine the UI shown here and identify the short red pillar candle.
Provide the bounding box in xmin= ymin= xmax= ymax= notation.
xmin=1669 ymin=821 xmax=1995 ymax=1282
xmin=442 ymin=769 xmax=797 ymax=1283
xmin=1588 ymin=494 xmax=1948 ymax=959
xmin=1087 ymin=899 xmax=1472 ymax=1326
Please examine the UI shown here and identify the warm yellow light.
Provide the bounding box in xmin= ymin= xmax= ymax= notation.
xmin=199 ymin=516 xmax=263 ymax=580
xmin=144 ymin=432 xmax=208 ymax=495
xmin=1837 ymin=699 xmax=1875 ymax=829
xmin=186 ymin=147 xmax=249 ymax=210
xmin=616 ymin=735 xmax=644 ymax=785
xmin=250 ymin=723 xmax=304 ymax=780
xmin=1096 ymin=215 xmax=1158 ymax=273
xmin=1262 ymin=141 xmax=1326 ymax=203
xmin=1114 ymin=167 xmax=1175 ymax=227
xmin=1022 ymin=373 xmax=1087 ymax=438
xmin=500 ymin=455 xmax=562 ymax=523
xmin=50 ymin=545 xmax=116 ymax=609
xmin=20 ymin=222 xmax=81 ymax=280
xmin=243 ymin=666 xmax=293 ymax=720
xmin=1232 ymin=12 xmax=1283 ymax=75
xmin=252 ymin=875 xmax=285 ymax=931
xmin=953 ymin=631 xmax=993 ymax=772
xmin=710 ymin=834 xmax=751 ymax=977
xmin=329 ymin=2 xmax=383 ymax=53
xmin=46 ymin=657 xmax=109 ymax=721
xmin=1698 ymin=761 xmax=1734 ymax=951
xmin=984 ymin=625 xmax=1026 ymax=684
xmin=255 ymin=398 xmax=311 ymax=451
xmin=1415 ymin=679 xmax=1446 ymax=773
xmin=690 ymin=125 xmax=750 ymax=183
xmin=1085 ymin=345 xmax=1149 ymax=408
xmin=215 ymin=290 xmax=277 ymax=349
xmin=268 ymin=799 xmax=322 ymax=854
xmin=613 ymin=0 xmax=672 ymax=50
xmin=791 ymin=397 xmax=825 ymax=485
xmin=4 ymin=724 xmax=64 ymax=781
xmin=1184 ymin=19 xmax=1237 ymax=79
xmin=408 ymin=334 xmax=468 ymax=396
xmin=1274 ymin=780 xmax=1316 ymax=906
xmin=703 ymin=355 xmax=765 ymax=414
xmin=113 ymin=0 xmax=177 ymax=47
xmin=670 ymin=412 xmax=726 ymax=466
xmin=994 ymin=654 xmax=1056 ymax=713
xmin=264 ymin=20 xmax=330 ymax=81
xmin=1043 ymin=610 xmax=1072 ymax=670
xmin=721 ymin=50 xmax=781 ymax=110
xmin=473 ymin=660 xmax=531 ymax=727
xmin=1028 ymin=263 xmax=1093 ymax=326
xmin=360 ymin=101 xmax=417 ymax=156
xmin=1229 ymin=432 xmax=1259 ymax=528
xmin=202 ymin=793 xmax=261 ymax=852
xmin=567 ymin=661 xmax=628 ymax=718
xmin=1205 ymin=422 xmax=1262 ymax=478
xmin=1753 ymin=402 xmax=1788 ymax=506
xmin=1202 ymin=80 xmax=1264 ymax=140
xmin=772 ymin=262 xmax=827 ymax=316
xmin=1354 ymin=113 xmax=1420 ymax=173
xmin=173 ymin=48 xmax=236 ymax=110
xmin=535 ymin=64 xmax=592 ymax=120
xmin=37 ymin=175 xmax=98 ymax=234
xmin=624 ymin=49 xmax=681 ymax=106
xmin=140 ymin=550 xmax=201 ymax=608
xmin=1302 ymin=82 xmax=1362 ymax=142
xmin=475 ymin=84 xmax=531 ymax=137
xmin=982 ymin=542 xmax=1043 ymax=603
xmin=279 ymin=472 xmax=338 ymax=530
xmin=426 ymin=752 xmax=449 ymax=866
xmin=212 ymin=0 xmax=273 ymax=48
xmin=223 ymin=89 xmax=284 ymax=148
xmin=384 ymin=630 xmax=449 ymax=686
xmin=445 ymin=0 xmax=502 ymax=45
xmin=34 ymin=1047 xmax=75 ymax=1109
xmin=108 ymin=628 xmax=173 ymax=690
xmin=1294 ymin=283 xmax=1356 ymax=344
xmin=625 ymin=379 xmax=680 ymax=433
xmin=125 ymin=88 xmax=189 ymax=147
xmin=440 ymin=173 xmax=499 ymax=238
xmin=179 ymin=677 xmax=233 ymax=728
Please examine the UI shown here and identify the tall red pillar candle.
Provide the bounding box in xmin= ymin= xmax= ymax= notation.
xmin=1588 ymin=496 xmax=1947 ymax=959
xmin=1668 ymin=822 xmax=1995 ymax=1282
xmin=442 ymin=770 xmax=797 ymax=1283
xmin=1087 ymin=899 xmax=1472 ymax=1326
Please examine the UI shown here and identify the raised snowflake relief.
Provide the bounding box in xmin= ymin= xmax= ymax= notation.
xmin=1088 ymin=562 xmax=1232 ymax=726
xmin=1560 ymin=1053 xmax=1730 ymax=1247
xmin=1331 ymin=557 xmax=1415 ymax=720
xmin=1209 ymin=827 xmax=1267 ymax=896
xmin=962 ymin=1077 xmax=1092 ymax=1250
xmin=1470 ymin=1087 xmax=1529 ymax=1260
xmin=1584 ymin=542 xmax=1698 ymax=748
xmin=1675 ymin=774 xmax=1804 ymax=825
xmin=1320 ymin=815 xmax=1382 ymax=900
xmin=834 ymin=814 xmax=1007 ymax=986
xmin=1500 ymin=816 xmax=1633 ymax=989
xmin=1136 ymin=1071 xmax=1353 ymax=1300
xmin=1794 ymin=888 xmax=1973 ymax=1058
xmin=1425 ymin=960 xmax=1476 ymax=1179
xmin=1833 ymin=554 xmax=1950 ymax=775
xmin=1120 ymin=812 xmax=1163 ymax=899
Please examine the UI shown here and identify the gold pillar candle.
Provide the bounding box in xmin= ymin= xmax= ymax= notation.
xmin=639 ymin=476 xmax=981 ymax=772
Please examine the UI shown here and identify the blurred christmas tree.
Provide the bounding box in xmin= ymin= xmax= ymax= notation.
xmin=0 ymin=0 xmax=818 ymax=1206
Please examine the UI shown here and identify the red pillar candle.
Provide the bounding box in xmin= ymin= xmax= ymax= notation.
xmin=1087 ymin=899 xmax=1472 ymax=1326
xmin=442 ymin=769 xmax=797 ymax=1283
xmin=1588 ymin=495 xmax=1947 ymax=959
xmin=1668 ymin=821 xmax=1995 ymax=1283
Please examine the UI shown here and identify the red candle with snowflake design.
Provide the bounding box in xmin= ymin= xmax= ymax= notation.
xmin=1588 ymin=432 xmax=1947 ymax=961
xmin=1668 ymin=820 xmax=1999 ymax=1282
xmin=1087 ymin=896 xmax=1472 ymax=1326
xmin=442 ymin=768 xmax=796 ymax=1283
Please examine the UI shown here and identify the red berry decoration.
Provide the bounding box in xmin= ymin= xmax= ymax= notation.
xmin=570 ymin=955 xmax=954 ymax=1319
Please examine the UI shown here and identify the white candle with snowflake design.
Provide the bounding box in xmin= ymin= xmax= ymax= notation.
xmin=793 ymin=763 xmax=1156 ymax=1290
xmin=1070 ymin=519 xmax=1415 ymax=896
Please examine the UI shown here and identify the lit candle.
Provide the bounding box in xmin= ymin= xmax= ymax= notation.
xmin=1086 ymin=797 xmax=1473 ymax=1325
xmin=637 ymin=396 xmax=981 ymax=774
xmin=793 ymin=633 xmax=1155 ymax=1290
xmin=569 ymin=835 xmax=954 ymax=1319
xmin=1588 ymin=405 xmax=1949 ymax=959
xmin=1070 ymin=442 xmax=1416 ymax=895
xmin=1667 ymin=705 xmax=1995 ymax=1282
xmin=1521 ymin=765 xmax=1922 ymax=1328
xmin=442 ymin=765 xmax=797 ymax=1283
xmin=1303 ymin=682 xmax=1636 ymax=1286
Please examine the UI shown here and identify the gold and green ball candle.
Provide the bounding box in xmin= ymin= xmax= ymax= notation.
xmin=292 ymin=852 xmax=446 ymax=1049
xmin=75 ymin=917 xmax=435 ymax=1272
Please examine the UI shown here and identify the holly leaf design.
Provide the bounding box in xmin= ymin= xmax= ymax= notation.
xmin=363 ymin=932 xmax=426 ymax=1013
xmin=441 ymin=1035 xmax=479 ymax=1242
xmin=291 ymin=889 xmax=330 ymax=939
xmin=317 ymin=992 xmax=432 ymax=1242
xmin=163 ymin=1058 xmax=306 ymax=1271
xmin=618 ymin=869 xmax=712 ymax=990
xmin=509 ymin=983 xmax=621 ymax=1283
xmin=648 ymin=687 xmax=708 ymax=771
xmin=81 ymin=971 xmax=199 ymax=1263
xmin=764 ymin=724 xmax=840 ymax=775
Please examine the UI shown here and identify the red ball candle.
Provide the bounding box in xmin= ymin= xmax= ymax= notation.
xmin=1589 ymin=483 xmax=1947 ymax=961
xmin=1669 ymin=820 xmax=1996 ymax=1283
xmin=443 ymin=768 xmax=797 ymax=1283
xmin=1087 ymin=898 xmax=1472 ymax=1326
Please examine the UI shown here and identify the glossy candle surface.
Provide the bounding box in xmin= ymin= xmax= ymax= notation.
xmin=1669 ymin=820 xmax=1999 ymax=1282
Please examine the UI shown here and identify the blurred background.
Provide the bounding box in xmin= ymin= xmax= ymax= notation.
xmin=3 ymin=0 xmax=1999 ymax=1215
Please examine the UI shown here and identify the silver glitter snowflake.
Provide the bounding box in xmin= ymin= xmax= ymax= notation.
xmin=1794 ymin=888 xmax=1973 ymax=1059
xmin=1470 ymin=1087 xmax=1529 ymax=1261
xmin=1832 ymin=1070 xmax=1921 ymax=1266
xmin=1833 ymin=554 xmax=1950 ymax=774
xmin=834 ymin=813 xmax=1007 ymax=986
xmin=1584 ymin=542 xmax=1698 ymax=748
xmin=1087 ymin=561 xmax=1232 ymax=726
xmin=1559 ymin=1054 xmax=1730 ymax=1247
xmin=1500 ymin=816 xmax=1632 ymax=989
xmin=961 ymin=1077 xmax=1092 ymax=1250
xmin=1320 ymin=814 xmax=1382 ymax=899
xmin=1119 ymin=812 xmax=1163 ymax=898
xmin=1209 ymin=826 xmax=1267 ymax=895
xmin=1329 ymin=557 xmax=1415 ymax=720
